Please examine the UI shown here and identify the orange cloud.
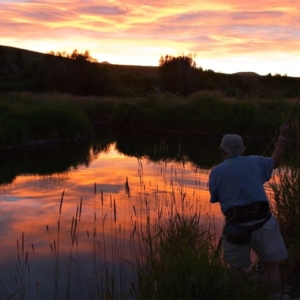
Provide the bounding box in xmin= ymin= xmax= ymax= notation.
xmin=0 ymin=0 xmax=300 ymax=75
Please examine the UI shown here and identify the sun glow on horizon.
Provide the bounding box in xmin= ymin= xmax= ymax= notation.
xmin=0 ymin=0 xmax=300 ymax=76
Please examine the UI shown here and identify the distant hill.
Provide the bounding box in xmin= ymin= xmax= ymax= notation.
xmin=0 ymin=44 xmax=161 ymax=96
xmin=234 ymin=72 xmax=261 ymax=77
xmin=0 ymin=45 xmax=48 ymax=64
xmin=1 ymin=44 xmax=299 ymax=98
xmin=0 ymin=45 xmax=261 ymax=79
xmin=1 ymin=44 xmax=296 ymax=79
xmin=0 ymin=45 xmax=159 ymax=77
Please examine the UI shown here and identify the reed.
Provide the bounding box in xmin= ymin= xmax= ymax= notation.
xmin=127 ymin=157 xmax=268 ymax=299
xmin=269 ymin=117 xmax=300 ymax=289
xmin=131 ymin=198 xmax=266 ymax=299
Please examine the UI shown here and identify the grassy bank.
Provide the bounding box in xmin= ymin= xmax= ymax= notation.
xmin=0 ymin=92 xmax=93 ymax=150
xmin=0 ymin=91 xmax=299 ymax=151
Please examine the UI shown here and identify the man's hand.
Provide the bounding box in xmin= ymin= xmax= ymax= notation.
xmin=279 ymin=123 xmax=290 ymax=139
xmin=272 ymin=123 xmax=289 ymax=168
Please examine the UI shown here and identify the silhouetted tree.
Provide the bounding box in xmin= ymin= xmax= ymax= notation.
xmin=47 ymin=49 xmax=98 ymax=63
xmin=159 ymin=54 xmax=197 ymax=95
xmin=68 ymin=49 xmax=98 ymax=62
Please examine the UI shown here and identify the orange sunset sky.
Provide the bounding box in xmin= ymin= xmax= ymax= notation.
xmin=1 ymin=0 xmax=300 ymax=77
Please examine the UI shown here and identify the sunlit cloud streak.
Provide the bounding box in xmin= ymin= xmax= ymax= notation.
xmin=0 ymin=0 xmax=300 ymax=76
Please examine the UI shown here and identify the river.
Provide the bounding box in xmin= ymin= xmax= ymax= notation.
xmin=0 ymin=132 xmax=272 ymax=299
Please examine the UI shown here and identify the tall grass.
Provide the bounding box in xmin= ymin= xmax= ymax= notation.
xmin=131 ymin=202 xmax=266 ymax=299
xmin=269 ymin=118 xmax=300 ymax=288
xmin=133 ymin=212 xmax=233 ymax=299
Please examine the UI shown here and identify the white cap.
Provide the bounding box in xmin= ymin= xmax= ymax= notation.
xmin=220 ymin=134 xmax=246 ymax=156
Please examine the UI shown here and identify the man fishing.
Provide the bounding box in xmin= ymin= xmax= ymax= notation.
xmin=208 ymin=123 xmax=290 ymax=300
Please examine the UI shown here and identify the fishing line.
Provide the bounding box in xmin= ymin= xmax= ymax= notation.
xmin=262 ymin=92 xmax=300 ymax=156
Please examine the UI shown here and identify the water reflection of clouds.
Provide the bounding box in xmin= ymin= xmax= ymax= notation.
xmin=0 ymin=145 xmax=224 ymax=298
xmin=2 ymin=195 xmax=19 ymax=202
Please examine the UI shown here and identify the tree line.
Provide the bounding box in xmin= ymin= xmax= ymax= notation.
xmin=0 ymin=47 xmax=299 ymax=98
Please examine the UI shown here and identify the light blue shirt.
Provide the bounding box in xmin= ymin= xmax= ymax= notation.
xmin=209 ymin=155 xmax=274 ymax=214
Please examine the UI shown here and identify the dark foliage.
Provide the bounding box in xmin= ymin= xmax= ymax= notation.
xmin=1 ymin=46 xmax=300 ymax=98
xmin=159 ymin=54 xmax=198 ymax=95
xmin=48 ymin=49 xmax=98 ymax=62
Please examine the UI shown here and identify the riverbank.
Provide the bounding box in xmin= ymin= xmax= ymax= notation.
xmin=1 ymin=91 xmax=299 ymax=153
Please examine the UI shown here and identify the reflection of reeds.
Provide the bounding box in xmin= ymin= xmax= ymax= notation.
xmin=54 ymin=190 xmax=64 ymax=299
xmin=125 ymin=177 xmax=130 ymax=198
xmin=66 ymin=197 xmax=82 ymax=299
xmin=15 ymin=232 xmax=29 ymax=299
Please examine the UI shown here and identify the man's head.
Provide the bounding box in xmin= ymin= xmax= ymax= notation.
xmin=220 ymin=134 xmax=246 ymax=157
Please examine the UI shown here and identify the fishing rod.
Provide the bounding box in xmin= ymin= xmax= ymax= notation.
xmin=262 ymin=92 xmax=300 ymax=156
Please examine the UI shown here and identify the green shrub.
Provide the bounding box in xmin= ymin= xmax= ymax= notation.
xmin=136 ymin=213 xmax=266 ymax=299
xmin=25 ymin=104 xmax=93 ymax=139
xmin=270 ymin=118 xmax=300 ymax=287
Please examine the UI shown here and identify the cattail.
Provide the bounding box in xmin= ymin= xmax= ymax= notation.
xmin=59 ymin=190 xmax=64 ymax=214
xmin=131 ymin=221 xmax=137 ymax=237
xmin=113 ymin=199 xmax=116 ymax=222
xmin=71 ymin=216 xmax=74 ymax=237
xmin=101 ymin=190 xmax=104 ymax=206
xmin=133 ymin=205 xmax=136 ymax=216
xmin=125 ymin=177 xmax=130 ymax=198
xmin=72 ymin=218 xmax=78 ymax=244
xmin=79 ymin=198 xmax=82 ymax=221
xmin=22 ymin=232 xmax=24 ymax=255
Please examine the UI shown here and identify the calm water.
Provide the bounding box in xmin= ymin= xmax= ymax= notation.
xmin=0 ymin=133 xmax=271 ymax=299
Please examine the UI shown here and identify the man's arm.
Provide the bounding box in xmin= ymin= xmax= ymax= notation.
xmin=272 ymin=123 xmax=290 ymax=169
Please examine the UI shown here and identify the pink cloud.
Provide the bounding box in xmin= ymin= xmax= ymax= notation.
xmin=0 ymin=0 xmax=300 ymax=76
